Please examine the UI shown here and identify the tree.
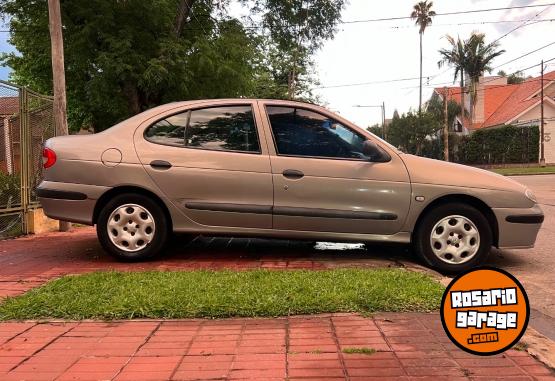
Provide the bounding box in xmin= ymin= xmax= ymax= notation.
xmin=438 ymin=34 xmax=468 ymax=130
xmin=1 ymin=0 xmax=345 ymax=132
xmin=464 ymin=32 xmax=504 ymax=121
xmin=427 ymin=91 xmax=461 ymax=161
xmin=427 ymin=92 xmax=461 ymax=130
xmin=367 ymin=123 xmax=383 ymax=139
xmin=497 ymin=70 xmax=527 ymax=84
xmin=386 ymin=111 xmax=441 ymax=155
xmin=249 ymin=0 xmax=346 ymax=99
xmin=411 ymin=1 xmax=436 ymax=114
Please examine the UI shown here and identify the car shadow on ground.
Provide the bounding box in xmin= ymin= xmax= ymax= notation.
xmin=164 ymin=234 xmax=421 ymax=268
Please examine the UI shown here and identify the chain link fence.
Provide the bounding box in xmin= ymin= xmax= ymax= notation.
xmin=0 ymin=80 xmax=54 ymax=239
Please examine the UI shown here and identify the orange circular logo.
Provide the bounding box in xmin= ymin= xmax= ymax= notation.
xmin=440 ymin=267 xmax=529 ymax=356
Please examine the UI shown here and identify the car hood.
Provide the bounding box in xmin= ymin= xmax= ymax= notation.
xmin=400 ymin=154 xmax=527 ymax=194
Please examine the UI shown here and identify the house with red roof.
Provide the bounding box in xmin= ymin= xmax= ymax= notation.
xmin=433 ymin=70 xmax=555 ymax=164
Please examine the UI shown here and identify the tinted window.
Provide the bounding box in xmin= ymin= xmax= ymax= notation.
xmin=145 ymin=112 xmax=188 ymax=147
xmin=145 ymin=105 xmax=260 ymax=153
xmin=266 ymin=106 xmax=367 ymax=159
xmin=186 ymin=106 xmax=259 ymax=152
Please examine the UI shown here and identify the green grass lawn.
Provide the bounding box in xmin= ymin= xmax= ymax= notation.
xmin=490 ymin=166 xmax=555 ymax=176
xmin=0 ymin=269 xmax=443 ymax=320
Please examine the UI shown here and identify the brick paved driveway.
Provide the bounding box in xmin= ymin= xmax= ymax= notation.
xmin=0 ymin=227 xmax=415 ymax=299
xmin=0 ymin=228 xmax=554 ymax=380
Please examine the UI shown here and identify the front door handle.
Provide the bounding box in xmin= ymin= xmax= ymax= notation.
xmin=282 ymin=169 xmax=304 ymax=179
xmin=150 ymin=160 xmax=172 ymax=170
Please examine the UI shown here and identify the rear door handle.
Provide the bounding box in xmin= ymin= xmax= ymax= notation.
xmin=150 ymin=160 xmax=172 ymax=170
xmin=282 ymin=169 xmax=304 ymax=179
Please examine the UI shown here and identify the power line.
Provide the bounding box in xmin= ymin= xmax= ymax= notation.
xmin=315 ymin=46 xmax=554 ymax=91
xmin=314 ymin=75 xmax=427 ymax=90
xmin=491 ymin=4 xmax=552 ymax=44
xmin=430 ymin=57 xmax=555 ymax=97
xmin=374 ymin=18 xmax=555 ymax=30
xmin=341 ymin=3 xmax=555 ymax=24
xmin=495 ymin=41 xmax=555 ymax=69
xmin=401 ymin=43 xmax=555 ymax=90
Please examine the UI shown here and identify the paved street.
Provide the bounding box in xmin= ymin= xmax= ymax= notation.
xmin=487 ymin=175 xmax=555 ymax=322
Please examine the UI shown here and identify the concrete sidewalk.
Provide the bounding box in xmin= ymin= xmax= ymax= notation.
xmin=0 ymin=313 xmax=553 ymax=381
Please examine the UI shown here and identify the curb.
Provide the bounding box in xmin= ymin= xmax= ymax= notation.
xmin=522 ymin=327 xmax=555 ymax=370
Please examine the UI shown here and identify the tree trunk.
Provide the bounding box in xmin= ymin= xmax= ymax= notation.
xmin=123 ymin=82 xmax=142 ymax=115
xmin=418 ymin=32 xmax=423 ymax=115
xmin=443 ymin=87 xmax=449 ymax=162
xmin=174 ymin=0 xmax=196 ymax=37
xmin=459 ymin=70 xmax=465 ymax=131
xmin=48 ymin=0 xmax=71 ymax=232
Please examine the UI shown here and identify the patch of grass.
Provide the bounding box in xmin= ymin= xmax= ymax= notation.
xmin=342 ymin=347 xmax=376 ymax=355
xmin=0 ymin=269 xmax=444 ymax=320
xmin=513 ymin=342 xmax=528 ymax=351
xmin=490 ymin=166 xmax=555 ymax=176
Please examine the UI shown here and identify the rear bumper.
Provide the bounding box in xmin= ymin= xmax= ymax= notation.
xmin=493 ymin=204 xmax=544 ymax=249
xmin=37 ymin=181 xmax=110 ymax=225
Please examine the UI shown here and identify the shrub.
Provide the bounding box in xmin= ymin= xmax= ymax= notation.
xmin=457 ymin=125 xmax=539 ymax=165
xmin=0 ymin=172 xmax=21 ymax=208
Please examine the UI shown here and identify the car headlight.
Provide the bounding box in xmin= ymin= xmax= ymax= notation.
xmin=525 ymin=189 xmax=537 ymax=203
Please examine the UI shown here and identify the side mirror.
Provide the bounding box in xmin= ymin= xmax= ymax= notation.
xmin=362 ymin=140 xmax=391 ymax=162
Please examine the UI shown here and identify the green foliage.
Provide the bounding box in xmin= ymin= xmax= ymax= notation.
xmin=342 ymin=347 xmax=376 ymax=355
xmin=367 ymin=124 xmax=383 ymax=139
xmin=410 ymin=1 xmax=436 ymax=34
xmin=0 ymin=269 xmax=444 ymax=319
xmin=0 ymin=172 xmax=20 ymax=207
xmin=492 ymin=166 xmax=555 ymax=176
xmin=498 ymin=70 xmax=527 ymax=85
xmin=0 ymin=0 xmax=344 ymax=132
xmin=385 ymin=111 xmax=441 ymax=155
xmin=427 ymin=92 xmax=461 ymax=128
xmin=457 ymin=125 xmax=539 ymax=165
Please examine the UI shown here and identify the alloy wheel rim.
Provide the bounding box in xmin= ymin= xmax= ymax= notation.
xmin=107 ymin=204 xmax=155 ymax=252
xmin=430 ymin=215 xmax=480 ymax=265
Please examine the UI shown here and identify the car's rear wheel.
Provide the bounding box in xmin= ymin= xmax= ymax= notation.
xmin=414 ymin=202 xmax=492 ymax=273
xmin=97 ymin=194 xmax=169 ymax=261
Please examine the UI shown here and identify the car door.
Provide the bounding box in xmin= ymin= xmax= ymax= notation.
xmin=259 ymin=102 xmax=411 ymax=235
xmin=134 ymin=101 xmax=273 ymax=229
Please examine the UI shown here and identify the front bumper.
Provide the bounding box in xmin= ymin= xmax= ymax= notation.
xmin=493 ymin=204 xmax=544 ymax=249
xmin=37 ymin=181 xmax=110 ymax=225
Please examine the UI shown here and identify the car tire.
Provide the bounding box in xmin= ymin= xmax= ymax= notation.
xmin=414 ymin=202 xmax=492 ymax=273
xmin=96 ymin=193 xmax=169 ymax=261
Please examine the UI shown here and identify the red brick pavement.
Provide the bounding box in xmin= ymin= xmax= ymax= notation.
xmin=0 ymin=229 xmax=553 ymax=380
xmin=0 ymin=313 xmax=552 ymax=381
xmin=0 ymin=227 xmax=408 ymax=299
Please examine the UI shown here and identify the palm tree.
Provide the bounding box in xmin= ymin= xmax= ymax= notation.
xmin=438 ymin=35 xmax=468 ymax=130
xmin=411 ymin=1 xmax=436 ymax=114
xmin=464 ymin=32 xmax=505 ymax=121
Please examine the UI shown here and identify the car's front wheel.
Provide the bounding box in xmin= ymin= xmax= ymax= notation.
xmin=96 ymin=193 xmax=169 ymax=261
xmin=414 ymin=202 xmax=492 ymax=273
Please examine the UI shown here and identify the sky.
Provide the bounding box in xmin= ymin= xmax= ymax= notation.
xmin=0 ymin=0 xmax=554 ymax=127
xmin=312 ymin=0 xmax=555 ymax=126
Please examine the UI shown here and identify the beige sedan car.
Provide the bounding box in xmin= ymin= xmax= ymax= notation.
xmin=38 ymin=99 xmax=543 ymax=272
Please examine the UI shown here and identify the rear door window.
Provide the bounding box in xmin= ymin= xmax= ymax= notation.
xmin=145 ymin=105 xmax=260 ymax=153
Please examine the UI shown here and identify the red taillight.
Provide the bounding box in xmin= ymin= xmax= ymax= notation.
xmin=42 ymin=147 xmax=56 ymax=169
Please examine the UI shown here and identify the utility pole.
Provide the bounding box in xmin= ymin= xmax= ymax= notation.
xmin=48 ymin=0 xmax=71 ymax=231
xmin=382 ymin=102 xmax=386 ymax=139
xmin=443 ymin=87 xmax=449 ymax=162
xmin=354 ymin=104 xmax=386 ymax=139
xmin=540 ymin=60 xmax=545 ymax=167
